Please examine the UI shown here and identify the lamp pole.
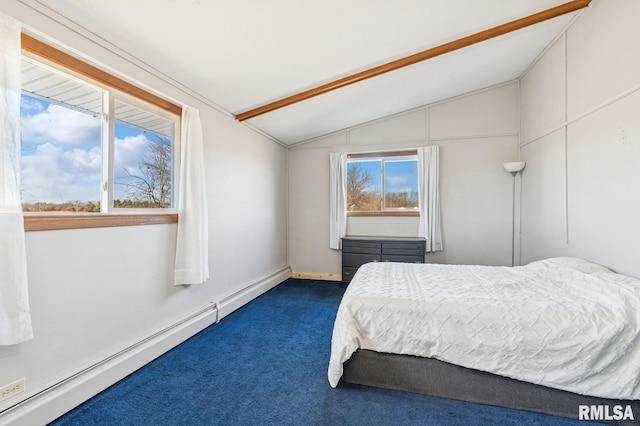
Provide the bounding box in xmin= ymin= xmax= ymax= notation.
xmin=510 ymin=171 xmax=517 ymax=267
xmin=503 ymin=162 xmax=525 ymax=267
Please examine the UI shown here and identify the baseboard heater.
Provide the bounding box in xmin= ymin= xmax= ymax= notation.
xmin=0 ymin=303 xmax=218 ymax=426
xmin=216 ymin=267 xmax=292 ymax=319
xmin=1 ymin=266 xmax=291 ymax=426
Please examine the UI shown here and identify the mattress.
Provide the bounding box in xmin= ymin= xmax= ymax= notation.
xmin=328 ymin=258 xmax=640 ymax=400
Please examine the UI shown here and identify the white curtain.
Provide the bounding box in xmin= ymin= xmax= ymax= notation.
xmin=418 ymin=146 xmax=443 ymax=252
xmin=0 ymin=13 xmax=34 ymax=345
xmin=329 ymin=152 xmax=347 ymax=250
xmin=174 ymin=106 xmax=209 ymax=285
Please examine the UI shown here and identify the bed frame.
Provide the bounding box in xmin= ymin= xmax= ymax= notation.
xmin=342 ymin=349 xmax=640 ymax=425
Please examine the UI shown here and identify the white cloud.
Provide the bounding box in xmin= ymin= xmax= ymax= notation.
xmin=386 ymin=174 xmax=408 ymax=187
xmin=21 ymin=142 xmax=101 ymax=203
xmin=21 ymin=104 xmax=101 ymax=147
xmin=20 ymin=102 xmax=165 ymax=204
xmin=20 ymin=102 xmax=102 ymax=203
xmin=113 ymin=134 xmax=154 ymax=201
xmin=20 ymin=97 xmax=45 ymax=114
xmin=114 ymin=134 xmax=150 ymax=177
xmin=385 ymin=173 xmax=418 ymax=195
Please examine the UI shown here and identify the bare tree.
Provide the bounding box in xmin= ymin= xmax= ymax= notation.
xmin=117 ymin=137 xmax=172 ymax=208
xmin=347 ymin=163 xmax=381 ymax=211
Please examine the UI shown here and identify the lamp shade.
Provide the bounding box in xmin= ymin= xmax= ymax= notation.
xmin=503 ymin=161 xmax=526 ymax=173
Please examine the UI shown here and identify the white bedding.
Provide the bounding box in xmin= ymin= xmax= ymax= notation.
xmin=328 ymin=258 xmax=640 ymax=400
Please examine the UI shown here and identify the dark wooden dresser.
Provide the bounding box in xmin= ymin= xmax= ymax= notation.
xmin=341 ymin=236 xmax=426 ymax=283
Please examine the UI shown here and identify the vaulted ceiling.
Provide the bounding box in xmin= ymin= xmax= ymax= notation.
xmin=32 ymin=0 xmax=588 ymax=145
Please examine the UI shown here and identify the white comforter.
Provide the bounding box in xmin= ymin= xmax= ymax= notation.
xmin=328 ymin=258 xmax=640 ymax=400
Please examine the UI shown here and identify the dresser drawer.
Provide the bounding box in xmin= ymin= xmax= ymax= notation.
xmin=382 ymin=247 xmax=424 ymax=256
xmin=341 ymin=240 xmax=381 ymax=254
xmin=382 ymin=242 xmax=425 ymax=255
xmin=381 ymin=254 xmax=424 ymax=263
xmin=341 ymin=267 xmax=359 ymax=282
xmin=342 ymin=253 xmax=381 ymax=267
xmin=341 ymin=237 xmax=425 ymax=283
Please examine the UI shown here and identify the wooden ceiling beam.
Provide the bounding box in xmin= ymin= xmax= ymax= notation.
xmin=236 ymin=0 xmax=591 ymax=122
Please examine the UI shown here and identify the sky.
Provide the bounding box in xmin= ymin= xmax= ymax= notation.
xmin=20 ymin=94 xmax=167 ymax=205
xmin=384 ymin=159 xmax=418 ymax=195
xmin=349 ymin=159 xmax=418 ymax=196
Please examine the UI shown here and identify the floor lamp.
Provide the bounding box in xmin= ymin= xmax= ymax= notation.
xmin=503 ymin=161 xmax=526 ymax=266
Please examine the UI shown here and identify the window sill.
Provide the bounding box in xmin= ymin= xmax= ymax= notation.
xmin=24 ymin=213 xmax=178 ymax=231
xmin=347 ymin=211 xmax=419 ymax=217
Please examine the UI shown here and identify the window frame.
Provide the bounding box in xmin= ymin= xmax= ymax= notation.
xmin=346 ymin=150 xmax=420 ymax=217
xmin=106 ymin=91 xmax=180 ymax=213
xmin=20 ymin=34 xmax=182 ymax=231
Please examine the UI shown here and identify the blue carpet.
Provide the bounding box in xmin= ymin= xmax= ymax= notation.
xmin=50 ymin=279 xmax=596 ymax=425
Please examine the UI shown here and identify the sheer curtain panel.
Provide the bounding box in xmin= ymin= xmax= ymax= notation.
xmin=329 ymin=153 xmax=347 ymax=250
xmin=418 ymin=146 xmax=443 ymax=252
xmin=0 ymin=13 xmax=34 ymax=345
xmin=174 ymin=106 xmax=209 ymax=285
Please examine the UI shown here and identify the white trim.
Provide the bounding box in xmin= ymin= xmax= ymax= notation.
xmin=519 ymin=7 xmax=586 ymax=80
xmin=241 ymin=121 xmax=287 ymax=148
xmin=563 ymin=31 xmax=569 ymax=246
xmin=519 ymin=124 xmax=566 ymax=148
xmin=518 ymin=63 xmax=640 ymax=147
xmin=0 ymin=304 xmax=217 ymax=426
xmin=217 ymin=267 xmax=292 ymax=320
xmin=0 ymin=268 xmax=292 ymax=425
xmin=289 ymin=80 xmax=520 ymax=149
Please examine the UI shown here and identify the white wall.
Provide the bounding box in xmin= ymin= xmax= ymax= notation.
xmin=288 ymin=82 xmax=521 ymax=277
xmin=520 ymin=0 xmax=640 ymax=278
xmin=0 ymin=2 xmax=288 ymax=424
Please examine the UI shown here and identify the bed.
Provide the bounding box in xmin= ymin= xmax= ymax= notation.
xmin=328 ymin=258 xmax=640 ymax=423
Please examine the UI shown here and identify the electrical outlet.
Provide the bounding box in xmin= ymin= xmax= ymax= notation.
xmin=0 ymin=378 xmax=25 ymax=402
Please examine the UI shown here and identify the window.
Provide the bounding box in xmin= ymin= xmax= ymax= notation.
xmin=346 ymin=151 xmax=419 ymax=216
xmin=20 ymin=60 xmax=104 ymax=212
xmin=20 ymin=58 xmax=178 ymax=215
xmin=18 ymin=34 xmax=183 ymax=231
xmin=112 ymin=99 xmax=175 ymax=209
